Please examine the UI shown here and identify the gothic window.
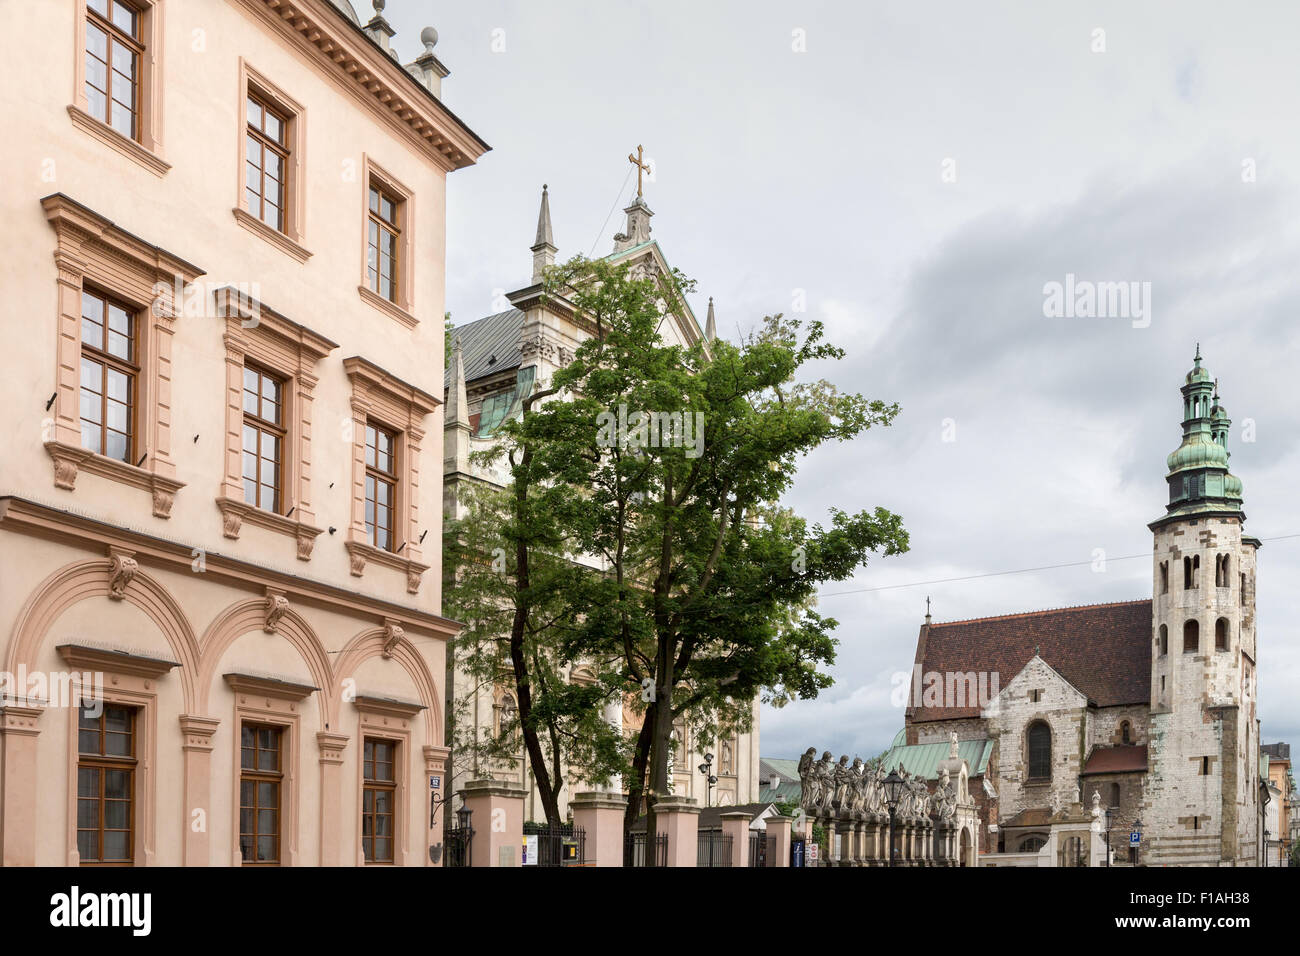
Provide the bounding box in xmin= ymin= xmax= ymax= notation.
xmin=1183 ymin=619 xmax=1199 ymax=653
xmin=1215 ymin=618 xmax=1229 ymax=651
xmin=1159 ymin=624 xmax=1168 ymax=656
xmin=1027 ymin=722 xmax=1051 ymax=781
xmin=1160 ymin=561 xmax=1169 ymax=594
xmin=1108 ymin=782 xmax=1121 ymax=809
xmin=1120 ymin=721 xmax=1132 ymax=745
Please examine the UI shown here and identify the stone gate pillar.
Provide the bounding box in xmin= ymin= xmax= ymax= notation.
xmin=462 ymin=779 xmax=525 ymax=867
xmin=571 ymin=791 xmax=626 ymax=867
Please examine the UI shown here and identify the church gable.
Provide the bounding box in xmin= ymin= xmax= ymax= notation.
xmin=908 ymin=599 xmax=1152 ymax=723
xmin=984 ymin=655 xmax=1087 ymax=719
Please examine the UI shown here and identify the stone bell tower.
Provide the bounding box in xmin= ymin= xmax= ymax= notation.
xmin=1144 ymin=347 xmax=1260 ymax=865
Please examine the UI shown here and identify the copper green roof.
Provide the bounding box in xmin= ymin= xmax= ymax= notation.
xmin=880 ymin=738 xmax=992 ymax=780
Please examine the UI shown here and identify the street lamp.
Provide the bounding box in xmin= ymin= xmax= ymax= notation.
xmin=698 ymin=752 xmax=716 ymax=807
xmin=883 ymin=768 xmax=907 ymax=868
xmin=1104 ymin=807 xmax=1114 ymax=867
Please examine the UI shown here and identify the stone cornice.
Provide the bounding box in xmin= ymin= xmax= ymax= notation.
xmin=343 ymin=355 xmax=440 ymax=415
xmin=230 ymin=0 xmax=490 ymax=172
xmin=0 ymin=495 xmax=461 ymax=639
xmin=224 ymin=672 xmax=318 ymax=702
xmin=41 ymin=193 xmax=204 ymax=282
xmin=57 ymin=643 xmax=179 ymax=680
xmin=353 ymin=694 xmax=426 ymax=720
xmin=216 ymin=287 xmax=338 ymax=362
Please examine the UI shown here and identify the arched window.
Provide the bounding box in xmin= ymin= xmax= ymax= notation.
xmin=1027 ymin=722 xmax=1052 ymax=781
xmin=1018 ymin=835 xmax=1046 ymax=853
xmin=1108 ymin=782 xmax=1121 ymax=808
xmin=1215 ymin=618 xmax=1229 ymax=651
xmin=1159 ymin=624 xmax=1168 ymax=656
xmin=1160 ymin=561 xmax=1169 ymax=594
xmin=1183 ymin=619 xmax=1199 ymax=653
xmin=1183 ymin=554 xmax=1200 ymax=589
xmin=1120 ymin=721 xmax=1132 ymax=745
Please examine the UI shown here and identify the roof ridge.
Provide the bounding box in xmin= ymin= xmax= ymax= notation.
xmin=929 ymin=598 xmax=1150 ymax=628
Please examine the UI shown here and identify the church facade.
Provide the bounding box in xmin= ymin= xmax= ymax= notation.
xmin=900 ymin=350 xmax=1265 ymax=866
xmin=442 ymin=185 xmax=761 ymax=820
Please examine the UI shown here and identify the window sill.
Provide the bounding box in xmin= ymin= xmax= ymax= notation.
xmin=45 ymin=440 xmax=183 ymax=517
xmin=344 ymin=540 xmax=428 ymax=594
xmin=215 ymin=496 xmax=323 ymax=560
xmin=67 ymin=105 xmax=170 ymax=177
xmin=232 ymin=208 xmax=312 ymax=264
xmin=357 ymin=285 xmax=418 ymax=329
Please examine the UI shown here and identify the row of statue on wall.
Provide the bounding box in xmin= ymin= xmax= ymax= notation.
xmin=797 ymin=744 xmax=958 ymax=823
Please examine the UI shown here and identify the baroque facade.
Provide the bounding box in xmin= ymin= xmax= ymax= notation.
xmin=0 ymin=0 xmax=486 ymax=865
xmin=442 ymin=186 xmax=761 ymax=820
xmin=897 ymin=350 xmax=1264 ymax=866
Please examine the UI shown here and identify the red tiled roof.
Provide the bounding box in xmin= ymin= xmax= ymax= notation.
xmin=1081 ymin=744 xmax=1149 ymax=775
xmin=908 ymin=599 xmax=1152 ymax=722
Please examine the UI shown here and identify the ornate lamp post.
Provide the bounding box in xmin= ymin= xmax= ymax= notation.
xmin=1104 ymin=806 xmax=1114 ymax=867
xmin=883 ymin=768 xmax=906 ymax=868
xmin=698 ymin=752 xmax=716 ymax=807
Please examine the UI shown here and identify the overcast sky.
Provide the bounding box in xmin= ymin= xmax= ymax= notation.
xmin=381 ymin=0 xmax=1300 ymax=760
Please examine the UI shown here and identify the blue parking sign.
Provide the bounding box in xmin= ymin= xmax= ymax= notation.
xmin=1129 ymin=831 xmax=1141 ymax=846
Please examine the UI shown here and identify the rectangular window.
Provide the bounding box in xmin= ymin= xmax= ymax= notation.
xmin=1200 ymin=756 xmax=1211 ymax=776
xmin=239 ymin=723 xmax=283 ymax=865
xmin=364 ymin=422 xmax=398 ymax=552
xmin=367 ymin=184 xmax=402 ymax=303
xmin=77 ymin=704 xmax=136 ymax=865
xmin=362 ymin=738 xmax=397 ymax=863
xmin=79 ymin=289 xmax=137 ymax=464
xmin=245 ymin=93 xmax=289 ymax=233
xmin=241 ymin=366 xmax=284 ymax=512
xmin=85 ymin=0 xmax=142 ymax=140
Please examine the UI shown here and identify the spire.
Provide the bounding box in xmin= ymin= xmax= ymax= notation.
xmin=446 ymin=336 xmax=469 ymax=430
xmin=925 ymin=596 xmax=931 ymax=625
xmin=530 ymin=184 xmax=557 ymax=282
xmin=705 ymin=297 xmax=717 ymax=342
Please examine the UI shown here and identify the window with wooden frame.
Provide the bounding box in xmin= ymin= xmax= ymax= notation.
xmin=241 ymin=365 xmax=285 ymax=513
xmin=239 ymin=723 xmax=283 ymax=865
xmin=84 ymin=0 xmax=142 ymax=141
xmin=361 ymin=738 xmax=397 ymax=864
xmin=79 ymin=289 xmax=137 ymax=464
xmin=71 ymin=0 xmax=165 ymax=174
xmin=364 ymin=421 xmax=398 ymax=551
xmin=367 ymin=184 xmax=402 ymax=304
xmin=77 ymin=704 xmax=137 ymax=865
xmin=357 ymin=158 xmax=415 ymax=326
xmin=245 ymin=93 xmax=290 ymax=233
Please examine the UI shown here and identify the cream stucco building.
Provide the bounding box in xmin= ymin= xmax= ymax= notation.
xmin=0 ymin=0 xmax=486 ymax=865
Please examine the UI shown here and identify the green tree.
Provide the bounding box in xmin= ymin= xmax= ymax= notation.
xmin=494 ymin=256 xmax=909 ymax=846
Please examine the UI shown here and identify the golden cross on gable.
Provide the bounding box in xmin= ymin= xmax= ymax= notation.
xmin=628 ymin=144 xmax=650 ymax=198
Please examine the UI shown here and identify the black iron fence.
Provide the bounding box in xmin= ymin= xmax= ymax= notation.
xmin=444 ymin=824 xmax=473 ymax=868
xmin=697 ymin=830 xmax=733 ymax=867
xmin=748 ymin=832 xmax=771 ymax=867
xmin=522 ymin=821 xmax=586 ymax=867
xmin=623 ymin=831 xmax=669 ymax=867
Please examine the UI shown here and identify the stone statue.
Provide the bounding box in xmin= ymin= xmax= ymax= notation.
xmin=935 ymin=768 xmax=957 ymax=821
xmin=848 ymin=758 xmax=867 ymax=815
xmin=949 ymin=731 xmax=959 ymax=760
xmin=814 ymin=751 xmax=837 ymax=815
xmin=832 ymin=755 xmax=853 ymax=812
xmin=798 ymin=747 xmax=818 ymax=812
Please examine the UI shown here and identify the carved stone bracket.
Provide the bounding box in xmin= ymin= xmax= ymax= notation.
xmin=107 ymin=547 xmax=138 ymax=600
xmin=381 ymin=619 xmax=405 ymax=659
xmin=264 ymin=588 xmax=290 ymax=634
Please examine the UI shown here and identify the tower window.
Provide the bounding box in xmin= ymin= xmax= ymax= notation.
xmin=1200 ymin=756 xmax=1210 ymax=775
xmin=1214 ymin=554 xmax=1230 ymax=588
xmin=1183 ymin=554 xmax=1200 ymax=589
xmin=1120 ymin=721 xmax=1132 ymax=745
xmin=1160 ymin=561 xmax=1169 ymax=594
xmin=1108 ymin=782 xmax=1121 ymax=808
xmin=1159 ymin=624 xmax=1168 ymax=656
xmin=1183 ymin=619 xmax=1199 ymax=653
xmin=1240 ymin=573 xmax=1246 ymax=606
xmin=1215 ymin=618 xmax=1228 ymax=651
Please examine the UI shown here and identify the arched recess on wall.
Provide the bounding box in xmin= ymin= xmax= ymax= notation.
xmin=7 ymin=559 xmax=201 ymax=712
xmin=197 ymin=599 xmax=336 ymax=728
xmin=334 ymin=626 xmax=442 ymax=744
